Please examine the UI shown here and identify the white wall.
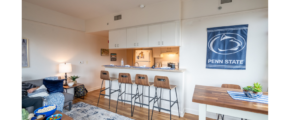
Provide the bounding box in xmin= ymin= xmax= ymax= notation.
xmin=109 ymin=49 xmax=128 ymax=65
xmin=23 ymin=1 xmax=85 ymax=31
xmin=86 ymin=0 xmax=181 ymax=32
xmin=22 ymin=19 xmax=103 ymax=91
xmin=180 ymin=8 xmax=268 ymax=119
xmin=22 ymin=2 xmax=127 ymax=92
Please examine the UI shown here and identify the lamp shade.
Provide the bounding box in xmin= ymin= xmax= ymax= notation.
xmin=59 ymin=63 xmax=72 ymax=73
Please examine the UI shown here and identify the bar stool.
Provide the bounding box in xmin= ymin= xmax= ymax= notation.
xmin=133 ymin=74 xmax=155 ymax=120
xmin=97 ymin=70 xmax=119 ymax=109
xmin=116 ymin=73 xmax=140 ymax=117
xmin=218 ymin=84 xmax=247 ymax=120
xmin=151 ymin=76 xmax=180 ymax=120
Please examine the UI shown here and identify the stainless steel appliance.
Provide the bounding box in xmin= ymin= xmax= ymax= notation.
xmin=167 ymin=62 xmax=175 ymax=69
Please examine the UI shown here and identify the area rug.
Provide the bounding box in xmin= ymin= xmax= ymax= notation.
xmin=63 ymin=102 xmax=133 ymax=120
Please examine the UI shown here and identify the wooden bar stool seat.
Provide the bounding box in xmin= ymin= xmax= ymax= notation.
xmin=133 ymin=74 xmax=156 ymax=120
xmin=97 ymin=70 xmax=120 ymax=109
xmin=151 ymin=76 xmax=180 ymax=120
xmin=169 ymin=85 xmax=176 ymax=89
xmin=116 ymin=73 xmax=140 ymax=117
xmin=148 ymin=82 xmax=154 ymax=86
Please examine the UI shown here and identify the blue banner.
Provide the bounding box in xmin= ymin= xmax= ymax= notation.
xmin=206 ymin=24 xmax=248 ymax=70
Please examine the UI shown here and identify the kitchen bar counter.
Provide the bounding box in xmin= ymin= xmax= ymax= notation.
xmin=103 ymin=65 xmax=185 ymax=72
xmin=103 ymin=66 xmax=185 ymax=117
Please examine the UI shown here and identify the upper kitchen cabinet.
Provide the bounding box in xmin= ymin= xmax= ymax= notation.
xmin=109 ymin=20 xmax=180 ymax=49
xmin=148 ymin=23 xmax=161 ymax=47
xmin=161 ymin=21 xmax=180 ymax=46
xmin=126 ymin=26 xmax=148 ymax=48
xmin=149 ymin=21 xmax=180 ymax=47
xmin=109 ymin=29 xmax=127 ymax=49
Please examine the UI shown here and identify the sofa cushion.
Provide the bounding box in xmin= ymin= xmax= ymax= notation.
xmin=25 ymin=106 xmax=34 ymax=113
xmin=22 ymin=79 xmax=43 ymax=87
xmin=28 ymin=85 xmax=49 ymax=98
xmin=43 ymin=79 xmax=64 ymax=93
xmin=63 ymin=93 xmax=74 ymax=102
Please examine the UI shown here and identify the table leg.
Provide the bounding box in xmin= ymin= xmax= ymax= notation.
xmin=199 ymin=104 xmax=206 ymax=120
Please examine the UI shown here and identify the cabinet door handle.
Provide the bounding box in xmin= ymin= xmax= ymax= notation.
xmin=137 ymin=43 xmax=138 ymax=46
xmin=162 ymin=41 xmax=163 ymax=45
xmin=158 ymin=41 xmax=160 ymax=45
xmin=117 ymin=44 xmax=119 ymax=47
xmin=134 ymin=43 xmax=136 ymax=46
xmin=115 ymin=44 xmax=116 ymax=47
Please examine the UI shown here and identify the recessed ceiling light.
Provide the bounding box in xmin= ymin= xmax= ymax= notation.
xmin=139 ymin=4 xmax=145 ymax=8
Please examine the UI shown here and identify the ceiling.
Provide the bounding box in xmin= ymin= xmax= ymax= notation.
xmin=23 ymin=0 xmax=166 ymax=20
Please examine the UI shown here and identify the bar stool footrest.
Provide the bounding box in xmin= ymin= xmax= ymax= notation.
xmin=135 ymin=102 xmax=150 ymax=107
xmin=170 ymin=100 xmax=178 ymax=107
xmin=153 ymin=106 xmax=170 ymax=112
xmin=117 ymin=99 xmax=133 ymax=103
xmin=160 ymin=98 xmax=177 ymax=103
xmin=100 ymin=94 xmax=109 ymax=96
xmin=100 ymin=87 xmax=109 ymax=92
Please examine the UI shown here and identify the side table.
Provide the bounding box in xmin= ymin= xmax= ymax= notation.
xmin=63 ymin=83 xmax=84 ymax=93
xmin=63 ymin=83 xmax=86 ymax=99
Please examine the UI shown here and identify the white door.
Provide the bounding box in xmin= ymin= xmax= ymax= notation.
xmin=148 ymin=23 xmax=162 ymax=47
xmin=161 ymin=21 xmax=177 ymax=46
xmin=116 ymin=29 xmax=127 ymax=48
xmin=127 ymin=26 xmax=148 ymax=48
xmin=136 ymin=26 xmax=148 ymax=47
xmin=109 ymin=30 xmax=117 ymax=48
xmin=109 ymin=29 xmax=127 ymax=49
xmin=126 ymin=27 xmax=137 ymax=48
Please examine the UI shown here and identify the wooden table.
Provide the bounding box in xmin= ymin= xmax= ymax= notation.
xmin=54 ymin=110 xmax=73 ymax=120
xmin=63 ymin=83 xmax=84 ymax=93
xmin=192 ymin=85 xmax=268 ymax=120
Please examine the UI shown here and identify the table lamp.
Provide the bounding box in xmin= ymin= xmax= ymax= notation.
xmin=59 ymin=63 xmax=72 ymax=86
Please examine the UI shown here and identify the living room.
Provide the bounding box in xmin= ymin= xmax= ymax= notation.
xmin=21 ymin=0 xmax=269 ymax=120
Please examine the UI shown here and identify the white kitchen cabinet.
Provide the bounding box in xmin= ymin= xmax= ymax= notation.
xmin=109 ymin=20 xmax=180 ymax=49
xmin=136 ymin=26 xmax=148 ymax=47
xmin=148 ymin=24 xmax=162 ymax=47
xmin=149 ymin=21 xmax=180 ymax=47
xmin=161 ymin=21 xmax=179 ymax=46
xmin=109 ymin=29 xmax=127 ymax=49
xmin=126 ymin=27 xmax=137 ymax=48
xmin=126 ymin=26 xmax=148 ymax=48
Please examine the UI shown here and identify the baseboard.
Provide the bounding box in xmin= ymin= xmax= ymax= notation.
xmin=86 ymin=85 xmax=102 ymax=92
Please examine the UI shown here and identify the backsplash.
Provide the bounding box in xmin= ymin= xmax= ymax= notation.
xmin=155 ymin=53 xmax=179 ymax=68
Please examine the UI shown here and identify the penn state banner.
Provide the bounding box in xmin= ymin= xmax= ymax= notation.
xmin=206 ymin=24 xmax=248 ymax=70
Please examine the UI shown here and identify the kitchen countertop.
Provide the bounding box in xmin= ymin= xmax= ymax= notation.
xmin=103 ymin=65 xmax=185 ymax=72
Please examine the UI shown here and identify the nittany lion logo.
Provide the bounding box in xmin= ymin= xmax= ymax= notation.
xmin=208 ymin=33 xmax=246 ymax=55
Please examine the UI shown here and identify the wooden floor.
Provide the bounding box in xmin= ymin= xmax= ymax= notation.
xmin=73 ymin=89 xmax=214 ymax=120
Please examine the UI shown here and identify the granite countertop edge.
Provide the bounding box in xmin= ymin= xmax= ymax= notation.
xmin=103 ymin=65 xmax=185 ymax=72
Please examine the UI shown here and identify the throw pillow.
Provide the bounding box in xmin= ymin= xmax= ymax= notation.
xmin=43 ymin=79 xmax=64 ymax=93
xmin=28 ymin=85 xmax=49 ymax=97
xmin=45 ymin=76 xmax=61 ymax=80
